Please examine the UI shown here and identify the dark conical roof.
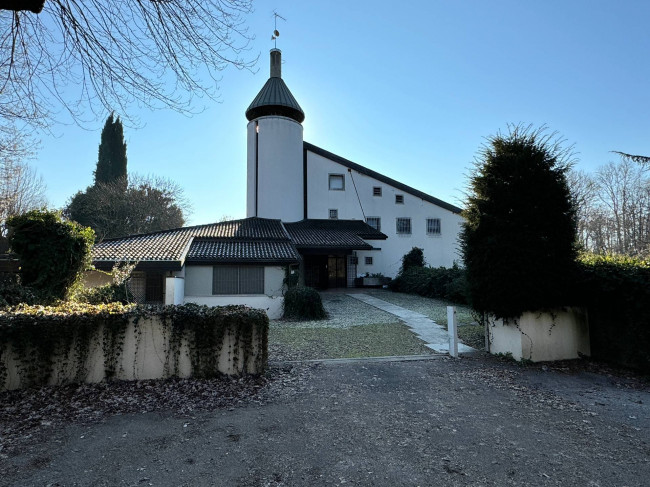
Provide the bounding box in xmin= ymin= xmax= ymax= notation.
xmin=245 ymin=49 xmax=305 ymax=123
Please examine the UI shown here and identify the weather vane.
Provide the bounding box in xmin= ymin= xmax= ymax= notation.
xmin=271 ymin=11 xmax=286 ymax=48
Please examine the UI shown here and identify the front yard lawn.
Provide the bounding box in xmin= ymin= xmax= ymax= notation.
xmin=269 ymin=322 xmax=434 ymax=361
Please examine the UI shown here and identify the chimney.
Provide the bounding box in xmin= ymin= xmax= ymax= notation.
xmin=270 ymin=49 xmax=281 ymax=78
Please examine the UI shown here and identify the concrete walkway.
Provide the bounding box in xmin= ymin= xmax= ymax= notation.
xmin=348 ymin=293 xmax=476 ymax=354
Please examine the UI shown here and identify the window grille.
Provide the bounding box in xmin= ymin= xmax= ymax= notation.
xmin=427 ymin=218 xmax=441 ymax=235
xmin=328 ymin=174 xmax=345 ymax=190
xmin=366 ymin=217 xmax=381 ymax=231
xmin=395 ymin=194 xmax=404 ymax=204
xmin=396 ymin=217 xmax=412 ymax=234
xmin=128 ymin=272 xmax=146 ymax=303
xmin=373 ymin=186 xmax=382 ymax=196
xmin=329 ymin=209 xmax=338 ymax=219
xmin=365 ymin=256 xmax=373 ymax=265
xmin=213 ymin=266 xmax=264 ymax=295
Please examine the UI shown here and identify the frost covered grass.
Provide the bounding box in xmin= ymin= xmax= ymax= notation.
xmin=269 ymin=289 xmax=484 ymax=359
xmin=269 ymin=322 xmax=433 ymax=361
xmin=365 ymin=289 xmax=476 ymax=326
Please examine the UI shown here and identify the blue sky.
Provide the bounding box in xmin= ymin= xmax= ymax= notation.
xmin=32 ymin=0 xmax=650 ymax=226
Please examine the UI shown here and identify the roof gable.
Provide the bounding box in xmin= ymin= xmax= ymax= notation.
xmin=304 ymin=142 xmax=463 ymax=214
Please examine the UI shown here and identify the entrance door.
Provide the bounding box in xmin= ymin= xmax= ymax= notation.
xmin=327 ymin=256 xmax=346 ymax=288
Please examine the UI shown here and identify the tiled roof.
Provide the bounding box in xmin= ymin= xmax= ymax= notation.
xmin=245 ymin=77 xmax=305 ymax=123
xmin=186 ymin=239 xmax=300 ymax=264
xmin=284 ymin=219 xmax=387 ymax=250
xmin=304 ymin=142 xmax=463 ymax=214
xmin=93 ymin=217 xmax=385 ymax=268
xmin=92 ymin=217 xmax=292 ymax=268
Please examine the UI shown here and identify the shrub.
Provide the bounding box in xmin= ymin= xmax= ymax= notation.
xmin=574 ymin=253 xmax=650 ymax=372
xmin=0 ymin=277 xmax=40 ymax=307
xmin=283 ymin=286 xmax=326 ymax=320
xmin=399 ymin=247 xmax=425 ymax=274
xmin=74 ymin=283 xmax=130 ymax=305
xmin=7 ymin=209 xmax=95 ymax=302
xmin=461 ymin=125 xmax=578 ymax=319
xmin=389 ymin=264 xmax=468 ymax=304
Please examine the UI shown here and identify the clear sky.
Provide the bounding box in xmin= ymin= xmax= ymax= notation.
xmin=32 ymin=0 xmax=650 ymax=226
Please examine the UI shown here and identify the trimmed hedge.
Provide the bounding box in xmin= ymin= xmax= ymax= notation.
xmin=283 ymin=286 xmax=327 ymax=320
xmin=389 ymin=264 xmax=469 ymax=304
xmin=575 ymin=254 xmax=650 ymax=372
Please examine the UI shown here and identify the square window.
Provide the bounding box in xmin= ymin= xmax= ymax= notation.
xmin=329 ymin=174 xmax=345 ymax=190
xmin=365 ymin=256 xmax=373 ymax=265
xmin=329 ymin=209 xmax=338 ymax=219
xmin=395 ymin=194 xmax=404 ymax=204
xmin=427 ymin=218 xmax=441 ymax=235
xmin=213 ymin=266 xmax=264 ymax=295
xmin=396 ymin=217 xmax=411 ymax=234
xmin=373 ymin=186 xmax=382 ymax=196
xmin=366 ymin=217 xmax=381 ymax=231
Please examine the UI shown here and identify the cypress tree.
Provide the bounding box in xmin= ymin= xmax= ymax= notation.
xmin=461 ymin=125 xmax=578 ymax=319
xmin=94 ymin=113 xmax=127 ymax=189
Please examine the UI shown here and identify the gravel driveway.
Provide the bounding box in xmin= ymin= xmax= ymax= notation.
xmin=2 ymin=356 xmax=648 ymax=486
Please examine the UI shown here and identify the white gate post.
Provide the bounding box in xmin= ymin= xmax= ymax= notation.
xmin=447 ymin=306 xmax=458 ymax=358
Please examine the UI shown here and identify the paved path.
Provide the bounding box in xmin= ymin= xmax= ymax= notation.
xmin=348 ymin=293 xmax=476 ymax=354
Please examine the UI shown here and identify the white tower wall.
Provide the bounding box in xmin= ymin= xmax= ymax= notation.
xmin=246 ymin=116 xmax=304 ymax=222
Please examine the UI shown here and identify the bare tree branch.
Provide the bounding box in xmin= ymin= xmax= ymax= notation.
xmin=612 ymin=151 xmax=650 ymax=166
xmin=0 ymin=0 xmax=256 ymax=128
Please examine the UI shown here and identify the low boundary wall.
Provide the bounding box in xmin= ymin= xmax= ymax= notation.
xmin=0 ymin=304 xmax=268 ymax=390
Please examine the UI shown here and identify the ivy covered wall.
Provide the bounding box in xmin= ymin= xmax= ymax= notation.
xmin=0 ymin=303 xmax=268 ymax=390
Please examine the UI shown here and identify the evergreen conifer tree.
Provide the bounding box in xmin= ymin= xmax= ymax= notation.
xmin=94 ymin=113 xmax=127 ymax=189
xmin=461 ymin=125 xmax=578 ymax=319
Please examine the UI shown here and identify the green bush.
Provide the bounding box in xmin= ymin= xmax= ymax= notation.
xmin=74 ymin=283 xmax=130 ymax=305
xmin=399 ymin=247 xmax=425 ymax=274
xmin=283 ymin=286 xmax=327 ymax=320
xmin=574 ymin=253 xmax=650 ymax=372
xmin=389 ymin=264 xmax=468 ymax=304
xmin=7 ymin=209 xmax=95 ymax=302
xmin=461 ymin=125 xmax=578 ymax=319
xmin=0 ymin=277 xmax=40 ymax=307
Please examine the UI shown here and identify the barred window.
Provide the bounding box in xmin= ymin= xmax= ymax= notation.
xmin=366 ymin=217 xmax=381 ymax=231
xmin=395 ymin=194 xmax=404 ymax=204
xmin=427 ymin=218 xmax=441 ymax=235
xmin=365 ymin=256 xmax=373 ymax=265
xmin=329 ymin=209 xmax=338 ymax=219
xmin=213 ymin=266 xmax=264 ymax=295
xmin=373 ymin=186 xmax=382 ymax=196
xmin=396 ymin=217 xmax=411 ymax=235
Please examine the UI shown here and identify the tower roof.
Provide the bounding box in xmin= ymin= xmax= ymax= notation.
xmin=245 ymin=49 xmax=305 ymax=123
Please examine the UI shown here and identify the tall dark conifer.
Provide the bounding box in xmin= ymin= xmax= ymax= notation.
xmin=94 ymin=113 xmax=127 ymax=189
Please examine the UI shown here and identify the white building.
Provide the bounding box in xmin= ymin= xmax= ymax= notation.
xmin=90 ymin=49 xmax=463 ymax=315
xmin=245 ymin=48 xmax=463 ymax=283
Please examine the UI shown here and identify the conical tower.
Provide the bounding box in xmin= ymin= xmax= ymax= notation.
xmin=245 ymin=49 xmax=305 ymax=222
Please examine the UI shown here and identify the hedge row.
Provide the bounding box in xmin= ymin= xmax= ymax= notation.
xmin=0 ymin=302 xmax=269 ymax=388
xmin=574 ymin=254 xmax=650 ymax=372
xmin=389 ymin=264 xmax=468 ymax=304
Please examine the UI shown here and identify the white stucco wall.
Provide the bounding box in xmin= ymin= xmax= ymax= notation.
xmin=2 ymin=316 xmax=266 ymax=390
xmin=83 ymin=270 xmax=113 ymax=288
xmin=165 ymin=277 xmax=185 ymax=305
xmin=247 ymin=116 xmax=304 ymax=222
xmin=488 ymin=308 xmax=591 ymax=362
xmin=305 ymin=150 xmax=464 ymax=277
xmin=183 ymin=265 xmax=286 ymax=319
